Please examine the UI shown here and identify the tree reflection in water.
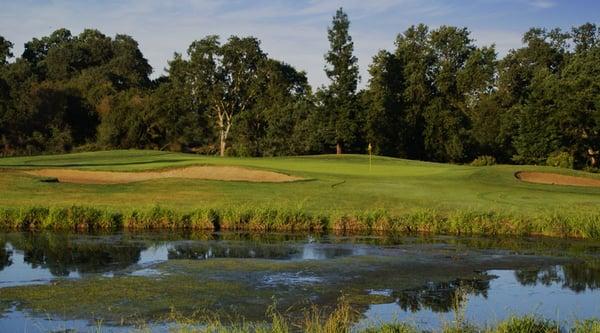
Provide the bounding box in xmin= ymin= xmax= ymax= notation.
xmin=168 ymin=242 xmax=298 ymax=260
xmin=0 ymin=241 xmax=12 ymax=271
xmin=394 ymin=278 xmax=490 ymax=313
xmin=515 ymin=262 xmax=600 ymax=292
xmin=5 ymin=233 xmax=145 ymax=276
xmin=392 ymin=261 xmax=600 ymax=314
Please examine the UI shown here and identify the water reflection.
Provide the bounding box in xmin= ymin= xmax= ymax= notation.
xmin=0 ymin=241 xmax=11 ymax=271
xmin=168 ymin=242 xmax=298 ymax=260
xmin=0 ymin=230 xmax=600 ymax=332
xmin=4 ymin=233 xmax=145 ymax=276
xmin=361 ymin=268 xmax=600 ymax=331
xmin=0 ymin=232 xmax=600 ymax=290
xmin=515 ymin=262 xmax=600 ymax=292
xmin=294 ymin=244 xmax=357 ymax=260
xmin=395 ymin=278 xmax=490 ymax=313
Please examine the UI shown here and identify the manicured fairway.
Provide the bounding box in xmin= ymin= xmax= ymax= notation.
xmin=1 ymin=149 xmax=599 ymax=216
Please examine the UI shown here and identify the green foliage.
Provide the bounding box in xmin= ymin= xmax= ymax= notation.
xmin=471 ymin=155 xmax=497 ymax=166
xmin=365 ymin=50 xmax=405 ymax=156
xmin=1 ymin=20 xmax=599 ymax=168
xmin=572 ymin=319 xmax=600 ymax=333
xmin=1 ymin=204 xmax=600 ymax=240
xmin=322 ymin=8 xmax=361 ymax=154
xmin=1 ymin=29 xmax=150 ymax=156
xmin=490 ymin=315 xmax=559 ymax=333
xmin=391 ymin=24 xmax=498 ymax=162
xmin=361 ymin=323 xmax=419 ymax=333
xmin=0 ymin=35 xmax=13 ymax=65
xmin=546 ymin=151 xmax=575 ymax=169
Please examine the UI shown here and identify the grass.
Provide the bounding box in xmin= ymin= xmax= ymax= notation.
xmin=1 ymin=150 xmax=600 ymax=238
xmin=0 ymin=205 xmax=599 ymax=238
xmin=135 ymin=300 xmax=600 ymax=333
xmin=9 ymin=300 xmax=598 ymax=332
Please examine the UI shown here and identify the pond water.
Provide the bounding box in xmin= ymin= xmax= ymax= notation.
xmin=0 ymin=231 xmax=599 ymax=332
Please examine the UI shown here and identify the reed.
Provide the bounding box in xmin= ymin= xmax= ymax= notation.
xmin=1 ymin=205 xmax=600 ymax=240
xmin=150 ymin=307 xmax=593 ymax=333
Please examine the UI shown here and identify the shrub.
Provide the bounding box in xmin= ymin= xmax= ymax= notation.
xmin=360 ymin=323 xmax=419 ymax=333
xmin=491 ymin=315 xmax=559 ymax=333
xmin=189 ymin=208 xmax=217 ymax=230
xmin=0 ymin=208 xmax=20 ymax=229
xmin=471 ymin=155 xmax=496 ymax=166
xmin=19 ymin=207 xmax=50 ymax=230
xmin=572 ymin=319 xmax=600 ymax=333
xmin=220 ymin=208 xmax=253 ymax=230
xmin=546 ymin=151 xmax=574 ymax=169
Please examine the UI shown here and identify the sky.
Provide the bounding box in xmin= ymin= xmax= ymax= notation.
xmin=1 ymin=0 xmax=599 ymax=88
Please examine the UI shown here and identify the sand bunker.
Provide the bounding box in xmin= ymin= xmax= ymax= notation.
xmin=25 ymin=166 xmax=302 ymax=184
xmin=515 ymin=171 xmax=600 ymax=188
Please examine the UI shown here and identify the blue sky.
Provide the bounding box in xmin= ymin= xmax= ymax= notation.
xmin=1 ymin=0 xmax=598 ymax=88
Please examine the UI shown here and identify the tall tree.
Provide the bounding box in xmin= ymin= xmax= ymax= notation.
xmin=572 ymin=23 xmax=598 ymax=53
xmin=394 ymin=24 xmax=433 ymax=159
xmin=0 ymin=36 xmax=13 ymax=65
xmin=323 ymin=7 xmax=360 ymax=154
xmin=0 ymin=36 xmax=14 ymax=155
xmin=184 ymin=36 xmax=266 ymax=156
xmin=423 ymin=26 xmax=475 ymax=162
xmin=365 ymin=50 xmax=405 ymax=156
xmin=109 ymin=34 xmax=152 ymax=89
xmin=232 ymin=59 xmax=311 ymax=156
xmin=506 ymin=28 xmax=570 ymax=164
xmin=555 ymin=33 xmax=600 ymax=168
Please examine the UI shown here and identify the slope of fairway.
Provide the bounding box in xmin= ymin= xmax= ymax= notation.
xmin=1 ymin=149 xmax=600 ymax=215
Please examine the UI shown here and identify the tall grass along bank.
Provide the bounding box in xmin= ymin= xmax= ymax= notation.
xmin=1 ymin=205 xmax=599 ymax=239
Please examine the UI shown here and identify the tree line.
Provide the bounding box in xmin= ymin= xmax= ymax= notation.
xmin=1 ymin=9 xmax=599 ymax=169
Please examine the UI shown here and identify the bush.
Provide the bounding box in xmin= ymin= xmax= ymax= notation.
xmin=583 ymin=166 xmax=599 ymax=173
xmin=471 ymin=155 xmax=496 ymax=166
xmin=491 ymin=315 xmax=559 ymax=333
xmin=546 ymin=151 xmax=574 ymax=169
xmin=572 ymin=319 xmax=600 ymax=333
xmin=189 ymin=208 xmax=218 ymax=230
xmin=19 ymin=207 xmax=50 ymax=229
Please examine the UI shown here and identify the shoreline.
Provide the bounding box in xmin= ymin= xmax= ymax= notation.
xmin=1 ymin=205 xmax=599 ymax=240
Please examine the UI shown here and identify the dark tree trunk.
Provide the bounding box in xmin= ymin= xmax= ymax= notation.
xmin=336 ymin=142 xmax=342 ymax=155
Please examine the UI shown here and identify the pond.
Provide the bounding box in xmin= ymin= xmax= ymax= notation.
xmin=0 ymin=231 xmax=599 ymax=332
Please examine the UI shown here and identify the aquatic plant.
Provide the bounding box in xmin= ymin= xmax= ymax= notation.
xmin=1 ymin=205 xmax=600 ymax=240
xmin=572 ymin=319 xmax=600 ymax=333
xmin=489 ymin=315 xmax=560 ymax=333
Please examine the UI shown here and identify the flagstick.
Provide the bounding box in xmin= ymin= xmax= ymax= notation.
xmin=368 ymin=143 xmax=372 ymax=172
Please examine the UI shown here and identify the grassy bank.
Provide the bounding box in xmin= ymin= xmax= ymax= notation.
xmin=161 ymin=303 xmax=600 ymax=333
xmin=0 ymin=205 xmax=599 ymax=238
xmin=169 ymin=314 xmax=598 ymax=333
xmin=33 ymin=301 xmax=600 ymax=333
xmin=1 ymin=150 xmax=600 ymax=238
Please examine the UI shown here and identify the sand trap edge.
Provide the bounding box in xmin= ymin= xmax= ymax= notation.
xmin=515 ymin=171 xmax=600 ymax=188
xmin=23 ymin=165 xmax=304 ymax=184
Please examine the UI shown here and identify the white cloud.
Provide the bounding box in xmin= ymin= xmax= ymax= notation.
xmin=528 ymin=0 xmax=557 ymax=9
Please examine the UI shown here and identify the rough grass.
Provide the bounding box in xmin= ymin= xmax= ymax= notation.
xmin=157 ymin=311 xmax=600 ymax=333
xmin=1 ymin=205 xmax=599 ymax=238
xmin=1 ymin=150 xmax=600 ymax=238
xmin=0 ymin=205 xmax=599 ymax=238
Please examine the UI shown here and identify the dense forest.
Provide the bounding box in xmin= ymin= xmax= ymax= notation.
xmin=0 ymin=9 xmax=599 ymax=170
